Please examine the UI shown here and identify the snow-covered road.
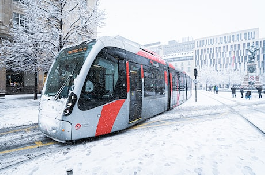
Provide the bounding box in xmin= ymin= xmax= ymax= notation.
xmin=1 ymin=90 xmax=265 ymax=174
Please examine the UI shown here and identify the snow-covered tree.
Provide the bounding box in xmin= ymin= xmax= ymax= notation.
xmin=0 ymin=0 xmax=105 ymax=99
xmin=198 ymin=65 xmax=245 ymax=90
xmin=198 ymin=67 xmax=218 ymax=90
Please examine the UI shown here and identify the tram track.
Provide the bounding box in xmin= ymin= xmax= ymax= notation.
xmin=201 ymin=91 xmax=265 ymax=135
xmin=0 ymin=124 xmax=55 ymax=153
xmin=0 ymin=123 xmax=58 ymax=171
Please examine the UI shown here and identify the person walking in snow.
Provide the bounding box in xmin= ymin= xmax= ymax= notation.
xmin=256 ymin=86 xmax=263 ymax=98
xmin=231 ymin=86 xmax=236 ymax=98
xmin=240 ymin=87 xmax=244 ymax=98
xmin=245 ymin=90 xmax=251 ymax=100
xmin=215 ymin=86 xmax=218 ymax=94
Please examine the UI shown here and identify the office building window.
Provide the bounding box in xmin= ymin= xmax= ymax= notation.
xmin=13 ymin=12 xmax=26 ymax=28
xmin=247 ymin=43 xmax=250 ymax=49
xmin=256 ymin=41 xmax=259 ymax=47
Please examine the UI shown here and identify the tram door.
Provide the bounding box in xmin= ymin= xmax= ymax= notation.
xmin=129 ymin=62 xmax=142 ymax=123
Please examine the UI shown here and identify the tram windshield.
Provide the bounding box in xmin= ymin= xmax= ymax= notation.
xmin=44 ymin=41 xmax=96 ymax=97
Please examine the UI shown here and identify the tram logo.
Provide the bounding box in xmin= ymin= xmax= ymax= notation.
xmin=75 ymin=123 xmax=82 ymax=130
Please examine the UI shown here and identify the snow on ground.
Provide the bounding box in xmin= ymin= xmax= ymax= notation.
xmin=0 ymin=94 xmax=40 ymax=128
xmin=1 ymin=90 xmax=265 ymax=174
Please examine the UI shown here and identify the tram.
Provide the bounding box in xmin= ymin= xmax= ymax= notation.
xmin=38 ymin=36 xmax=192 ymax=142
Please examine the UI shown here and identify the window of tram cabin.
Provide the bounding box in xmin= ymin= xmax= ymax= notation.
xmin=78 ymin=49 xmax=126 ymax=111
xmin=143 ymin=64 xmax=165 ymax=97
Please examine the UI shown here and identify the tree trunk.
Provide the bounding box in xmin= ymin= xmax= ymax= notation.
xmin=34 ymin=70 xmax=38 ymax=100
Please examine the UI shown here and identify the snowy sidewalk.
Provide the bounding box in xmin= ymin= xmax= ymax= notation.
xmin=0 ymin=94 xmax=41 ymax=129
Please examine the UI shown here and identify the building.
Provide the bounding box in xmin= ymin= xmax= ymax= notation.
xmin=162 ymin=39 xmax=195 ymax=77
xmin=194 ymin=28 xmax=265 ymax=87
xmin=146 ymin=29 xmax=265 ymax=88
xmin=146 ymin=38 xmax=195 ymax=77
xmin=0 ymin=0 xmax=97 ymax=95
xmin=0 ymin=0 xmax=12 ymax=95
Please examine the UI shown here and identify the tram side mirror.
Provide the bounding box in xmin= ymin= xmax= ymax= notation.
xmin=63 ymin=92 xmax=77 ymax=116
xmin=85 ymin=80 xmax=94 ymax=93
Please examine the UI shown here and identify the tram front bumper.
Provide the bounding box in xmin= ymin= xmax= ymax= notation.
xmin=39 ymin=117 xmax=72 ymax=142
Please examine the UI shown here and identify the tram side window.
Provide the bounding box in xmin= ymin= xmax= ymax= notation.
xmin=171 ymin=71 xmax=177 ymax=91
xmin=78 ymin=50 xmax=126 ymax=111
xmin=144 ymin=66 xmax=165 ymax=97
xmin=179 ymin=73 xmax=185 ymax=91
xmin=174 ymin=72 xmax=180 ymax=91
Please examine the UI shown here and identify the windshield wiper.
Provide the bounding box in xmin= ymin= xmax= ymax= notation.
xmin=54 ymin=75 xmax=73 ymax=100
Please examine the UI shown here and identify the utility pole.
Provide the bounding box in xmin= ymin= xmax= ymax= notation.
xmin=194 ymin=68 xmax=198 ymax=102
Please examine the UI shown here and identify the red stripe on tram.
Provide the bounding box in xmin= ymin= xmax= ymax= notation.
xmin=141 ymin=65 xmax=144 ymax=79
xmin=96 ymin=99 xmax=126 ymax=136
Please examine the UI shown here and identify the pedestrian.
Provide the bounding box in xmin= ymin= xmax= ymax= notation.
xmin=240 ymin=87 xmax=244 ymax=98
xmin=215 ymin=86 xmax=218 ymax=94
xmin=256 ymin=86 xmax=263 ymax=98
xmin=245 ymin=90 xmax=251 ymax=100
xmin=231 ymin=86 xmax=236 ymax=98
xmin=213 ymin=85 xmax=216 ymax=94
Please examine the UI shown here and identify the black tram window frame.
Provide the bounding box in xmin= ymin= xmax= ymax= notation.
xmin=78 ymin=47 xmax=127 ymax=111
xmin=143 ymin=63 xmax=166 ymax=98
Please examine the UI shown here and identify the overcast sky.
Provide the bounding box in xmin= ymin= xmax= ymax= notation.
xmin=97 ymin=0 xmax=265 ymax=45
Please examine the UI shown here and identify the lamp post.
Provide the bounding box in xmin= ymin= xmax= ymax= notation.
xmin=194 ymin=68 xmax=198 ymax=102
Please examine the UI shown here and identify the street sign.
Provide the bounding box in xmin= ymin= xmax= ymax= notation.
xmin=193 ymin=79 xmax=198 ymax=84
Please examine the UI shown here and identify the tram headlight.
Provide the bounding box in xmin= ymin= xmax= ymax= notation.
xmin=63 ymin=92 xmax=77 ymax=116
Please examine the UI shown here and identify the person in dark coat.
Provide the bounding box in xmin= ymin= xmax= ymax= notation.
xmin=256 ymin=86 xmax=263 ymax=98
xmin=231 ymin=86 xmax=236 ymax=98
xmin=240 ymin=87 xmax=244 ymax=98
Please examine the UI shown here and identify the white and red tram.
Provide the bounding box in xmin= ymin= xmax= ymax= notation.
xmin=38 ymin=36 xmax=192 ymax=142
